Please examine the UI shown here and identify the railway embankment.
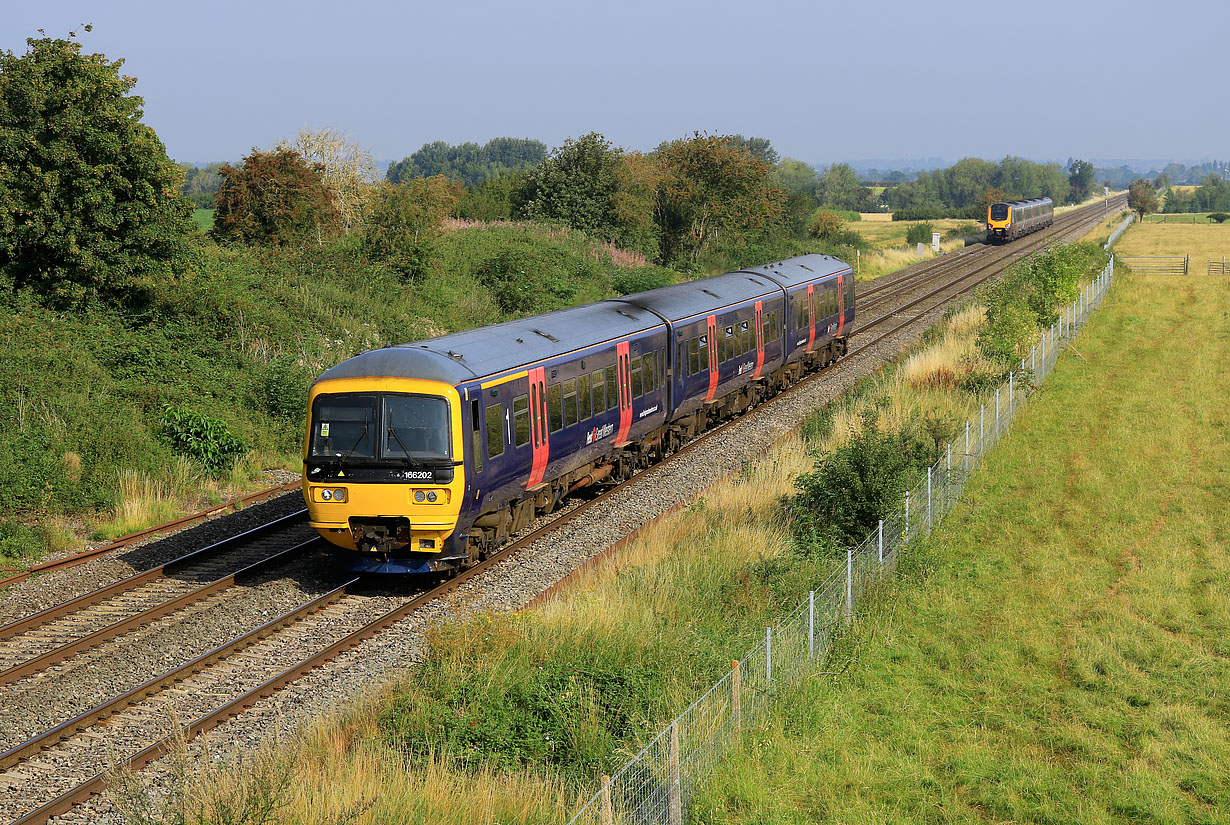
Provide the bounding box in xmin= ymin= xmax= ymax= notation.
xmin=103 ymin=239 xmax=1143 ymax=823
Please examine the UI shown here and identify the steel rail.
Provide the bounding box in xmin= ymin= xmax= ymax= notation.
xmin=0 ymin=482 xmax=303 ymax=591
xmin=0 ymin=538 xmax=321 ymax=687
xmin=0 ymin=510 xmax=307 ymax=643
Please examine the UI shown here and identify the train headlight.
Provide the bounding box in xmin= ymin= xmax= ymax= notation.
xmin=320 ymin=489 xmax=332 ymax=501
xmin=414 ymin=490 xmax=426 ymax=503
xmin=426 ymin=491 xmax=438 ymax=502
xmin=332 ymin=488 xmax=347 ymax=502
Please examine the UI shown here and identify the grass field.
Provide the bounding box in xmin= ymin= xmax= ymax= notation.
xmin=1140 ymin=213 xmax=1225 ymax=224
xmin=1115 ymin=220 xmax=1230 ymax=271
xmin=849 ymin=218 xmax=979 ymax=248
xmin=192 ymin=208 xmax=215 ymax=232
xmin=692 ymin=272 xmax=1230 ymax=823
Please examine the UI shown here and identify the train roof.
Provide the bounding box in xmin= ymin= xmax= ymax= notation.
xmin=314 ymin=301 xmax=664 ymax=387
xmin=739 ymin=253 xmax=853 ymax=289
xmin=611 ymin=254 xmax=851 ymax=322
xmin=994 ymin=197 xmax=1053 ymax=206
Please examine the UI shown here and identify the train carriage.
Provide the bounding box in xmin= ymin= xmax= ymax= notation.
xmin=303 ymin=253 xmax=854 ymax=575
xmin=986 ymin=196 xmax=1053 ymax=243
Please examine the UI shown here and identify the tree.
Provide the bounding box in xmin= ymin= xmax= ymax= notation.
xmin=365 ymin=176 xmax=460 ymax=280
xmin=816 ymin=163 xmax=863 ymax=211
xmin=808 ymin=210 xmax=845 ymax=239
xmin=0 ymin=28 xmax=193 ymax=307
xmin=387 ymin=137 xmax=546 ymax=187
xmin=728 ymin=135 xmax=780 ymax=166
xmin=1127 ymin=178 xmax=1159 ymax=220
xmin=1068 ymin=159 xmax=1095 ymax=204
xmin=290 ymin=128 xmax=377 ymax=233
xmin=653 ymin=133 xmax=786 ymax=266
xmin=517 ymin=132 xmax=624 ymax=238
xmin=774 ymin=159 xmax=821 ymax=202
xmin=211 ymin=147 xmax=339 ymax=246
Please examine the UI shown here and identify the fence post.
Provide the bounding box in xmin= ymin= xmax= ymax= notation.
xmin=927 ymin=466 xmax=933 ymax=531
xmin=732 ymin=660 xmax=741 ymax=728
xmin=964 ymin=421 xmax=970 ymax=470
xmin=669 ymin=722 xmax=682 ymax=825
xmin=980 ymin=404 xmax=985 ymax=451
xmin=904 ymin=490 xmax=911 ymax=542
xmin=845 ymin=547 xmax=853 ymax=622
xmin=601 ymin=776 xmax=614 ymax=825
xmin=766 ymin=626 xmax=773 ymax=684
xmin=1009 ymin=371 xmax=1014 ymax=410
xmin=877 ymin=519 xmax=884 ymax=564
xmin=1031 ymin=344 xmax=1036 ymax=373
xmin=995 ymin=385 xmax=1000 ymax=437
xmin=807 ymin=592 xmax=815 ymax=658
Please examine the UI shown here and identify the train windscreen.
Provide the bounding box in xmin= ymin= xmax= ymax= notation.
xmin=310 ymin=393 xmax=451 ymax=461
xmin=989 ymin=203 xmax=1010 ymax=220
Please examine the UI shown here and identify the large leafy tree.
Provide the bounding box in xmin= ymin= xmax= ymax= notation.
xmin=517 ymin=132 xmax=624 ymax=238
xmin=1068 ymin=159 xmax=1095 ymax=204
xmin=364 ymin=175 xmax=461 ymax=280
xmin=211 ymin=147 xmax=339 ymax=246
xmin=1128 ymin=179 xmax=1159 ymax=220
xmin=653 ymin=133 xmax=786 ymax=266
xmin=0 ymin=28 xmax=193 ymax=307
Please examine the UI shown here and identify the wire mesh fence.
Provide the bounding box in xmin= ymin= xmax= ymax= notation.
xmin=565 ymin=257 xmax=1117 ymax=825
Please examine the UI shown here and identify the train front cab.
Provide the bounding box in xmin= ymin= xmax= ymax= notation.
xmin=987 ymin=202 xmax=1012 ymax=243
xmin=303 ymin=376 xmax=467 ymax=574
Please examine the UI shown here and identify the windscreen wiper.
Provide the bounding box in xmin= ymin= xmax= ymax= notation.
xmin=386 ymin=426 xmax=415 ymax=466
xmin=337 ymin=418 xmax=370 ymax=468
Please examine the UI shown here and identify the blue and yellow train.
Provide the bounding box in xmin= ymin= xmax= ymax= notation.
xmin=986 ymin=197 xmax=1053 ymax=243
xmin=302 ymin=254 xmax=854 ymax=574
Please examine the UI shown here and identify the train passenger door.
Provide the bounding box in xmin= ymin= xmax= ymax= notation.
xmin=615 ymin=342 xmax=633 ymax=445
xmin=754 ymin=301 xmax=765 ymax=378
xmin=527 ymin=367 xmax=549 ymax=488
xmin=836 ymin=275 xmax=847 ymax=337
xmin=806 ymin=284 xmax=817 ymax=352
xmin=704 ymin=315 xmax=719 ymax=401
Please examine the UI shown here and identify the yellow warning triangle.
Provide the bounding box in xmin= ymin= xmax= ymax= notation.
xmin=337 ymin=470 xmax=345 ymax=477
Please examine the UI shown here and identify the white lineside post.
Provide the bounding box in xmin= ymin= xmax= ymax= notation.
xmin=964 ymin=422 xmax=970 ymax=471
xmin=980 ymin=404 xmax=985 ymax=450
xmin=669 ymin=722 xmax=682 ymax=825
xmin=1031 ymin=344 xmax=1036 ymax=373
xmin=845 ymin=547 xmax=853 ymax=622
xmin=1009 ymin=371 xmax=1014 ymax=410
xmin=808 ymin=591 xmax=815 ymax=658
xmin=995 ymin=386 xmax=1000 ymax=437
xmin=600 ymin=776 xmax=614 ymax=825
xmin=904 ymin=490 xmax=911 ymax=543
xmin=927 ymin=466 xmax=932 ymax=531
xmin=878 ymin=519 xmax=884 ymax=564
xmin=766 ymin=626 xmax=772 ymax=684
xmin=731 ymin=660 xmax=741 ymax=729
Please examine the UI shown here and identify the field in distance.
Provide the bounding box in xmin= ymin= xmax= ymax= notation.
xmin=692 ymin=265 xmax=1230 ymax=822
xmin=1116 ymin=218 xmax=1230 ymax=268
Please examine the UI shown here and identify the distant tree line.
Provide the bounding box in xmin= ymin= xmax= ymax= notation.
xmin=1160 ymin=174 xmax=1230 ymax=213
xmin=386 ymin=138 xmax=547 ymax=187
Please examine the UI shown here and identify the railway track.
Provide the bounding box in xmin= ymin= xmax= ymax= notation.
xmin=0 ymin=196 xmax=1123 ymax=823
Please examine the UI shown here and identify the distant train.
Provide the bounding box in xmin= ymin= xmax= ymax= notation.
xmin=301 ymin=254 xmax=854 ymax=574
xmin=986 ymin=197 xmax=1053 ymax=243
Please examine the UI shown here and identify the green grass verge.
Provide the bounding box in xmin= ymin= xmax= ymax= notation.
xmin=692 ymin=274 xmax=1230 ymax=824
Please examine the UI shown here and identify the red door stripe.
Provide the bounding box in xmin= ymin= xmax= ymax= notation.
xmin=616 ymin=341 xmax=632 ymax=446
xmin=806 ymin=284 xmax=816 ymax=352
xmin=705 ymin=314 xmax=719 ymax=402
xmin=836 ymin=274 xmax=846 ymax=337
xmin=754 ymin=301 xmax=765 ymax=379
xmin=527 ymin=366 xmax=548 ymax=488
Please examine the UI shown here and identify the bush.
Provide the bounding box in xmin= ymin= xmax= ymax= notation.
xmin=905 ymin=222 xmax=936 ymax=245
xmin=156 ymin=404 xmax=246 ymax=475
xmin=892 ymin=206 xmax=946 ymax=221
xmin=1208 ymin=212 xmax=1229 ymax=224
xmin=783 ymin=408 xmax=944 ymax=556
xmin=475 ymin=247 xmax=584 ymax=316
xmin=0 ymin=519 xmax=41 ymax=560
xmin=808 ymin=210 xmax=844 ymax=239
xmin=612 ymin=266 xmax=675 ymax=296
xmin=260 ymin=356 xmax=313 ymax=422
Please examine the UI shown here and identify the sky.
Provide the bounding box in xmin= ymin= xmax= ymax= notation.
xmin=4 ymin=0 xmax=1226 ymax=168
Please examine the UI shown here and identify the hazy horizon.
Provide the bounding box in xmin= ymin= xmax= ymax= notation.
xmin=5 ymin=0 xmax=1225 ymax=168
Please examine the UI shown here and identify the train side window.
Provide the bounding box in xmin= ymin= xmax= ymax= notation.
xmin=688 ymin=337 xmax=700 ymax=375
xmin=846 ymin=277 xmax=855 ymax=305
xmin=605 ymin=364 xmax=618 ymax=410
xmin=661 ymin=348 xmax=667 ymax=386
xmin=485 ymin=403 xmax=504 ymax=459
xmin=562 ymin=378 xmax=578 ymax=427
xmin=578 ymin=373 xmax=592 ymax=420
xmin=592 ymin=370 xmax=606 ymax=413
xmin=644 ymin=351 xmax=656 ymax=390
xmin=697 ymin=334 xmax=708 ymax=373
xmin=548 ymin=382 xmax=563 ymax=432
xmin=513 ymin=394 xmax=529 ymax=447
xmin=739 ymin=321 xmax=750 ymax=353
xmin=631 ymin=355 xmax=643 ymax=397
xmin=721 ymin=327 xmax=732 ymax=362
